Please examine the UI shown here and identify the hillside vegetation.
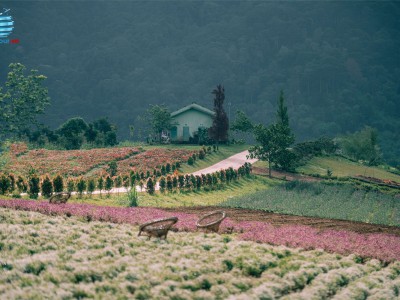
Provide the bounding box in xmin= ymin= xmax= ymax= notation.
xmin=221 ymin=181 xmax=400 ymax=227
xmin=2 ymin=2 xmax=400 ymax=164
xmin=298 ymin=156 xmax=400 ymax=182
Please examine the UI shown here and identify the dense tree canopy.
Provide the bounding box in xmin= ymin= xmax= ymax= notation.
xmin=1 ymin=2 xmax=399 ymax=164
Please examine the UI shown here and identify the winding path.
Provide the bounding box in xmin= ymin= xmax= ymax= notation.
xmin=191 ymin=150 xmax=258 ymax=176
xmin=107 ymin=150 xmax=257 ymax=193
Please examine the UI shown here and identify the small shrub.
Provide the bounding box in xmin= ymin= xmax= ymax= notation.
xmin=188 ymin=156 xmax=194 ymax=165
xmin=127 ymin=187 xmax=138 ymax=207
xmin=67 ymin=178 xmax=75 ymax=193
xmin=166 ymin=175 xmax=173 ymax=192
xmin=146 ymin=177 xmax=155 ymax=195
xmin=16 ymin=176 xmax=28 ymax=193
xmin=24 ymin=262 xmax=46 ymax=275
xmin=76 ymin=177 xmax=86 ymax=197
xmin=105 ymin=176 xmax=113 ymax=194
xmin=87 ymin=179 xmax=96 ymax=196
xmin=53 ymin=174 xmax=64 ymax=193
xmin=28 ymin=174 xmax=40 ymax=199
xmin=159 ymin=176 xmax=166 ymax=193
xmin=0 ymin=174 xmax=11 ymax=195
xmin=107 ymin=160 xmax=118 ymax=177
xmin=41 ymin=175 xmax=53 ymax=198
xmin=198 ymin=149 xmax=205 ymax=160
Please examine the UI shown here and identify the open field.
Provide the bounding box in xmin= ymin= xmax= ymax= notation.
xmin=1 ymin=208 xmax=400 ymax=299
xmin=221 ymin=181 xmax=400 ymax=227
xmin=297 ymin=156 xmax=400 ymax=182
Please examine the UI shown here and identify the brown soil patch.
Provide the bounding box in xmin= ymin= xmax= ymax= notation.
xmin=164 ymin=206 xmax=400 ymax=236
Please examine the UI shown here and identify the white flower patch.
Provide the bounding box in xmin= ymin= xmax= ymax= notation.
xmin=1 ymin=207 xmax=399 ymax=299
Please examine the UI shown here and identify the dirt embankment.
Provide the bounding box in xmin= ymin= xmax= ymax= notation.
xmin=164 ymin=206 xmax=400 ymax=236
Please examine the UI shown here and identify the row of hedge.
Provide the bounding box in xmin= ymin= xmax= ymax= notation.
xmin=149 ymin=163 xmax=253 ymax=194
xmin=0 ymin=146 xmax=215 ymax=198
xmin=0 ymin=162 xmax=252 ymax=198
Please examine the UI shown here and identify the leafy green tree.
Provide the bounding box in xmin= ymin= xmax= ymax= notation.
xmin=209 ymin=85 xmax=229 ymax=148
xmin=231 ymin=110 xmax=254 ymax=138
xmin=146 ymin=104 xmax=171 ymax=143
xmin=338 ymin=126 xmax=382 ymax=165
xmin=248 ymin=91 xmax=295 ymax=176
xmin=56 ymin=117 xmax=88 ymax=150
xmin=0 ymin=63 xmax=50 ymax=138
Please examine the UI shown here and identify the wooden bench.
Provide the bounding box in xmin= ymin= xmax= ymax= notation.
xmin=138 ymin=217 xmax=178 ymax=240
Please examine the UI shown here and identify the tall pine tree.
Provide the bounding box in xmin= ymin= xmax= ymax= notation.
xmin=209 ymin=84 xmax=229 ymax=148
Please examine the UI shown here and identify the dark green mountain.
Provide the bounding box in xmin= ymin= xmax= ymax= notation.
xmin=1 ymin=1 xmax=399 ymax=164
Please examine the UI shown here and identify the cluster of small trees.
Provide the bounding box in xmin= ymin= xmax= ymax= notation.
xmin=0 ymin=147 xmax=212 ymax=198
xmin=0 ymin=162 xmax=252 ymax=199
xmin=154 ymin=163 xmax=252 ymax=195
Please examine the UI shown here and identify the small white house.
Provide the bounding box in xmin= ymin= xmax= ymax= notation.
xmin=170 ymin=103 xmax=215 ymax=142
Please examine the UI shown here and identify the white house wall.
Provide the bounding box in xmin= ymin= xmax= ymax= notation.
xmin=171 ymin=109 xmax=213 ymax=141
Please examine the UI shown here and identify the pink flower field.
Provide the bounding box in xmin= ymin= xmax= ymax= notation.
xmin=1 ymin=199 xmax=399 ymax=262
xmin=6 ymin=146 xmax=142 ymax=177
xmin=4 ymin=144 xmax=197 ymax=178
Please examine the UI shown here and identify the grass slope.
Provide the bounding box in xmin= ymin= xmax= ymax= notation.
xmin=1 ymin=208 xmax=399 ymax=299
xmin=221 ymin=181 xmax=400 ymax=227
xmin=298 ymin=156 xmax=400 ymax=182
xmin=71 ymin=176 xmax=279 ymax=208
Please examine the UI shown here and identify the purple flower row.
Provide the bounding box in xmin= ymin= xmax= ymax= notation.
xmin=238 ymin=222 xmax=400 ymax=262
xmin=1 ymin=199 xmax=399 ymax=262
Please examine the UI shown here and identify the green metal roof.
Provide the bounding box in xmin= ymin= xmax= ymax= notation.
xmin=171 ymin=103 xmax=215 ymax=117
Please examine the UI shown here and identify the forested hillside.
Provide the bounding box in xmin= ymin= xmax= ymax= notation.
xmin=1 ymin=1 xmax=399 ymax=164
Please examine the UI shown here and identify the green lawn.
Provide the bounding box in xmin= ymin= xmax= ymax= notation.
xmin=68 ymin=175 xmax=279 ymax=208
xmin=221 ymin=181 xmax=400 ymax=227
xmin=297 ymin=156 xmax=400 ymax=182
